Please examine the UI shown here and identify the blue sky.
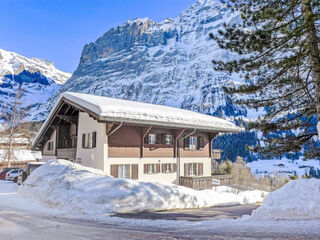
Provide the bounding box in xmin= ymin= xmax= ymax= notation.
xmin=0 ymin=0 xmax=196 ymax=73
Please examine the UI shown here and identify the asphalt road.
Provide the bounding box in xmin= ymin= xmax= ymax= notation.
xmin=2 ymin=203 xmax=320 ymax=240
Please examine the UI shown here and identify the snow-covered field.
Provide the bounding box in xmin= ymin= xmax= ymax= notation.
xmin=19 ymin=160 xmax=266 ymax=215
xmin=247 ymin=158 xmax=320 ymax=177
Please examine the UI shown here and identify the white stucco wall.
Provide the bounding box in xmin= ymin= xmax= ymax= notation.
xmin=76 ymin=112 xmax=107 ymax=171
xmin=42 ymin=129 xmax=56 ymax=156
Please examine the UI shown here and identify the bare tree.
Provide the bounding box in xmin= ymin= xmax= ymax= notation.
xmin=0 ymin=88 xmax=26 ymax=166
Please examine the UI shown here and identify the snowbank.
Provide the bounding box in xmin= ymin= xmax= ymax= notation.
xmin=19 ymin=160 xmax=266 ymax=215
xmin=251 ymin=179 xmax=320 ymax=220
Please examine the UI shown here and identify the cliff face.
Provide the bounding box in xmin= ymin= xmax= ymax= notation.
xmin=38 ymin=0 xmax=245 ymax=121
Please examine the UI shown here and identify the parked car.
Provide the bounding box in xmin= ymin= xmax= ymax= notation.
xmin=0 ymin=168 xmax=20 ymax=180
xmin=5 ymin=169 xmax=23 ymax=182
xmin=17 ymin=162 xmax=45 ymax=185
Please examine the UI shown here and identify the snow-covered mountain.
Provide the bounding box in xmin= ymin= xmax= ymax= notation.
xmin=0 ymin=49 xmax=71 ymax=119
xmin=37 ymin=0 xmax=247 ymax=121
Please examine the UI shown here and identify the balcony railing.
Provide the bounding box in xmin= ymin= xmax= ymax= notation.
xmin=57 ymin=148 xmax=76 ymax=161
xmin=179 ymin=176 xmax=213 ymax=190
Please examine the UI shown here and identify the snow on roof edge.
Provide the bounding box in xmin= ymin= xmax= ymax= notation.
xmin=63 ymin=92 xmax=239 ymax=131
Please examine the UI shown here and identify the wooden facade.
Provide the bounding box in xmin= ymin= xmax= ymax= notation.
xmin=107 ymin=124 xmax=214 ymax=159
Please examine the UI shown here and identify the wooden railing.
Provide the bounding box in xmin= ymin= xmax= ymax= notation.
xmin=179 ymin=176 xmax=213 ymax=190
xmin=57 ymin=148 xmax=76 ymax=161
xmin=211 ymin=174 xmax=234 ymax=186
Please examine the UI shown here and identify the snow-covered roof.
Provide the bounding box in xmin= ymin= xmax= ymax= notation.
xmin=33 ymin=92 xmax=239 ymax=149
xmin=63 ymin=92 xmax=239 ymax=131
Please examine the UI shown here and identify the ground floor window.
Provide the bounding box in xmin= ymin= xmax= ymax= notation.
xmin=118 ymin=164 xmax=130 ymax=179
xmin=184 ymin=162 xmax=203 ymax=177
xmin=161 ymin=163 xmax=177 ymax=173
xmin=110 ymin=164 xmax=138 ymax=179
xmin=144 ymin=163 xmax=160 ymax=174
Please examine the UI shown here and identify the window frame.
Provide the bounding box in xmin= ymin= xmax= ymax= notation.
xmin=47 ymin=141 xmax=54 ymax=151
xmin=165 ymin=135 xmax=173 ymax=145
xmin=118 ymin=164 xmax=131 ymax=179
xmin=189 ymin=136 xmax=197 ymax=151
xmin=147 ymin=164 xmax=156 ymax=174
xmin=82 ymin=132 xmax=96 ymax=149
xmin=189 ymin=163 xmax=198 ymax=176
xmin=165 ymin=163 xmax=172 ymax=173
xmin=148 ymin=134 xmax=156 ymax=144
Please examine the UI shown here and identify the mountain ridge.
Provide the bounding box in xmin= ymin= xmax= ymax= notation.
xmin=38 ymin=0 xmax=246 ymax=122
xmin=0 ymin=48 xmax=71 ymax=120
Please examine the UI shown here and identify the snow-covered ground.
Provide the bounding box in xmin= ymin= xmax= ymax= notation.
xmin=247 ymin=158 xmax=320 ymax=178
xmin=0 ymin=149 xmax=41 ymax=162
xmin=0 ymin=175 xmax=320 ymax=239
xmin=19 ymin=160 xmax=266 ymax=215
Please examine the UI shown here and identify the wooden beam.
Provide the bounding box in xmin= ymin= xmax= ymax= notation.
xmin=208 ymin=133 xmax=218 ymax=158
xmin=140 ymin=126 xmax=152 ymax=158
xmin=175 ymin=129 xmax=185 ymax=139
xmin=106 ymin=122 xmax=115 ymax=135
xmin=174 ymin=129 xmax=185 ymax=158
xmin=56 ymin=114 xmax=77 ymax=124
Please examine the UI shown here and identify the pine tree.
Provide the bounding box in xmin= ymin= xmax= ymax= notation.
xmin=211 ymin=0 xmax=320 ymax=156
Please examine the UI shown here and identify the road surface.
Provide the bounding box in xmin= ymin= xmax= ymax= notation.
xmin=1 ymin=181 xmax=319 ymax=240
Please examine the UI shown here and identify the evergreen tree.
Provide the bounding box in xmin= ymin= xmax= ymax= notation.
xmin=211 ymin=0 xmax=320 ymax=156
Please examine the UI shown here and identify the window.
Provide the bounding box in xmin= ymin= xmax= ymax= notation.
xmin=189 ymin=136 xmax=197 ymax=151
xmin=110 ymin=164 xmax=138 ymax=179
xmin=189 ymin=163 xmax=197 ymax=176
xmin=118 ymin=164 xmax=130 ymax=179
xmin=148 ymin=134 xmax=156 ymax=144
xmin=184 ymin=163 xmax=203 ymax=177
xmin=161 ymin=163 xmax=176 ymax=173
xmin=165 ymin=135 xmax=173 ymax=145
xmin=148 ymin=164 xmax=156 ymax=174
xmin=47 ymin=141 xmax=54 ymax=151
xmin=144 ymin=163 xmax=160 ymax=174
xmin=82 ymin=132 xmax=96 ymax=149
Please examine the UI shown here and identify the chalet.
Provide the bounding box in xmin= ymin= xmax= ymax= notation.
xmin=32 ymin=92 xmax=239 ymax=188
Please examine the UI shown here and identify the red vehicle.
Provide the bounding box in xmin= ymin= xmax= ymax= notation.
xmin=0 ymin=168 xmax=20 ymax=180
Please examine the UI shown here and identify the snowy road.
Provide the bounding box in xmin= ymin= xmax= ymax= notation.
xmin=1 ymin=181 xmax=320 ymax=240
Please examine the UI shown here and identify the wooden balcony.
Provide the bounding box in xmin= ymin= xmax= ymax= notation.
xmin=57 ymin=148 xmax=76 ymax=161
xmin=179 ymin=176 xmax=213 ymax=190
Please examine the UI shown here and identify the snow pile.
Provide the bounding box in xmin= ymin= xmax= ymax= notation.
xmin=20 ymin=160 xmax=265 ymax=215
xmin=251 ymin=179 xmax=320 ymax=220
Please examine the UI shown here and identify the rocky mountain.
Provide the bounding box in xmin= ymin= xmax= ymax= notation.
xmin=33 ymin=0 xmax=266 ymax=161
xmin=38 ymin=0 xmax=247 ymax=121
xmin=0 ymin=49 xmax=71 ymax=120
